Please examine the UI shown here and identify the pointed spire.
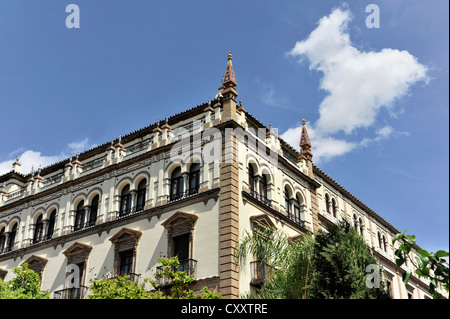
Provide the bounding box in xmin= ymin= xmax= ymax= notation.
xmin=299 ymin=119 xmax=313 ymax=160
xmin=300 ymin=119 xmax=311 ymax=149
xmin=222 ymin=51 xmax=237 ymax=88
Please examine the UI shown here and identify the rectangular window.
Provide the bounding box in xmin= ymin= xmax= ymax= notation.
xmin=119 ymin=250 xmax=134 ymax=276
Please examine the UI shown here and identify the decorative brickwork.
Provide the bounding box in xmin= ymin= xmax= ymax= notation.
xmin=218 ymin=129 xmax=240 ymax=299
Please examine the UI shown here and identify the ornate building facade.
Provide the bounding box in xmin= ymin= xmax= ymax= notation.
xmin=0 ymin=53 xmax=441 ymax=299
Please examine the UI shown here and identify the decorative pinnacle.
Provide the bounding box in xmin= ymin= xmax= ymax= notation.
xmin=300 ymin=119 xmax=311 ymax=147
xmin=222 ymin=51 xmax=237 ymax=88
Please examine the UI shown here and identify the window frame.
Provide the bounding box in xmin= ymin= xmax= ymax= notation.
xmin=74 ymin=201 xmax=85 ymax=231
xmin=119 ymin=185 xmax=132 ymax=216
xmin=136 ymin=180 xmax=147 ymax=212
xmin=170 ymin=167 xmax=184 ymax=201
xmin=188 ymin=164 xmax=200 ymax=195
xmin=46 ymin=210 xmax=56 ymax=240
xmin=33 ymin=214 xmax=45 ymax=244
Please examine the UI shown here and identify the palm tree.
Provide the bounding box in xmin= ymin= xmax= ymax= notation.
xmin=234 ymin=220 xmax=390 ymax=299
xmin=234 ymin=226 xmax=315 ymax=299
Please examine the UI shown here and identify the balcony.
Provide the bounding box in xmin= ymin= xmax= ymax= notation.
xmin=155 ymin=258 xmax=197 ymax=286
xmin=168 ymin=188 xmax=199 ymax=203
xmin=249 ymin=189 xmax=272 ymax=208
xmin=111 ymin=273 xmax=141 ymax=282
xmin=287 ymin=213 xmax=305 ymax=228
xmin=53 ymin=286 xmax=89 ymax=299
xmin=117 ymin=205 xmax=145 ymax=218
xmin=250 ymin=261 xmax=271 ymax=288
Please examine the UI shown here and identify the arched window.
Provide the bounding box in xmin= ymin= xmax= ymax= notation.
xmin=136 ymin=180 xmax=147 ymax=211
xmin=0 ymin=227 xmax=6 ymax=253
xmin=89 ymin=195 xmax=99 ymax=226
xmin=74 ymin=201 xmax=85 ymax=231
xmin=383 ymin=235 xmax=387 ymax=252
xmin=259 ymin=174 xmax=268 ymax=201
xmin=170 ymin=167 xmax=184 ymax=201
xmin=353 ymin=215 xmax=358 ymax=232
xmin=33 ymin=215 xmax=44 ymax=244
xmin=188 ymin=164 xmax=200 ymax=195
xmin=325 ymin=194 xmax=330 ymax=214
xmin=248 ymin=165 xmax=255 ymax=193
xmin=46 ymin=210 xmax=56 ymax=240
xmin=359 ymin=217 xmax=364 ymax=236
xmin=284 ymin=187 xmax=291 ymax=214
xmin=293 ymin=195 xmax=302 ymax=224
xmin=8 ymin=223 xmax=17 ymax=252
xmin=378 ymin=232 xmax=382 ymax=249
xmin=331 ymin=198 xmax=337 ymax=218
xmin=119 ymin=185 xmax=132 ymax=216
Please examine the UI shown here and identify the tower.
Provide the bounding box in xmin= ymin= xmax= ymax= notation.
xmin=220 ymin=52 xmax=238 ymax=122
xmin=299 ymin=119 xmax=314 ymax=178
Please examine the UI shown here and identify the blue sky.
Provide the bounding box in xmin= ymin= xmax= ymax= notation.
xmin=0 ymin=1 xmax=448 ymax=253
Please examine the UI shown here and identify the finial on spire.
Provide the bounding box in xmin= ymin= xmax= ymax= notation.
xmin=299 ymin=119 xmax=313 ymax=160
xmin=222 ymin=51 xmax=237 ymax=88
xmin=300 ymin=119 xmax=311 ymax=148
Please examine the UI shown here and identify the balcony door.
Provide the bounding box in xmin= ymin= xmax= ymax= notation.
xmin=173 ymin=233 xmax=189 ymax=261
xmin=119 ymin=250 xmax=134 ymax=277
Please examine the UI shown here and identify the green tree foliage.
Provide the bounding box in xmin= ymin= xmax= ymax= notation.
xmin=393 ymin=230 xmax=449 ymax=299
xmin=89 ymin=274 xmax=154 ymax=299
xmin=310 ymin=220 xmax=390 ymax=299
xmin=0 ymin=263 xmax=50 ymax=299
xmin=235 ymin=226 xmax=315 ymax=299
xmin=235 ymin=220 xmax=390 ymax=299
xmin=89 ymin=257 xmax=221 ymax=299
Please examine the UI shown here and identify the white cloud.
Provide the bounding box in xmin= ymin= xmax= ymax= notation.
xmin=281 ymin=122 xmax=356 ymax=163
xmin=282 ymin=6 xmax=428 ymax=162
xmin=68 ymin=138 xmax=90 ymax=153
xmin=0 ymin=138 xmax=95 ymax=176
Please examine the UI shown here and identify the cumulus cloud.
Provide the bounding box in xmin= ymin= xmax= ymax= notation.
xmin=0 ymin=138 xmax=95 ymax=176
xmin=282 ymin=6 xmax=428 ymax=162
xmin=68 ymin=138 xmax=90 ymax=153
xmin=282 ymin=122 xmax=356 ymax=162
xmin=0 ymin=150 xmax=62 ymax=176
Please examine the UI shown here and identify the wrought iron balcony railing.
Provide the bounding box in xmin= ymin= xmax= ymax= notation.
xmin=287 ymin=213 xmax=305 ymax=228
xmin=249 ymin=189 xmax=272 ymax=208
xmin=155 ymin=258 xmax=197 ymax=286
xmin=168 ymin=188 xmax=199 ymax=203
xmin=111 ymin=272 xmax=141 ymax=282
xmin=53 ymin=286 xmax=89 ymax=299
